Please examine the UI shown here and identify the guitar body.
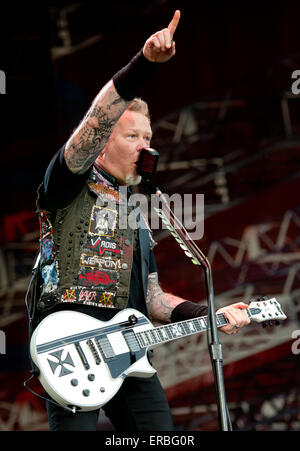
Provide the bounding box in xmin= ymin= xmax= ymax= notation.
xmin=30 ymin=298 xmax=286 ymax=412
xmin=30 ymin=309 xmax=156 ymax=412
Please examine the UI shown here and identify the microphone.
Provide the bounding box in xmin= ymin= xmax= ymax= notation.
xmin=136 ymin=147 xmax=159 ymax=180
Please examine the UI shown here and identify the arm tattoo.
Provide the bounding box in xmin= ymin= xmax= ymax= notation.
xmin=146 ymin=273 xmax=173 ymax=323
xmin=64 ymin=81 xmax=129 ymax=174
xmin=146 ymin=272 xmax=185 ymax=323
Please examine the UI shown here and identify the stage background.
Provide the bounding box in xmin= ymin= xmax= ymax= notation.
xmin=1 ymin=0 xmax=300 ymax=430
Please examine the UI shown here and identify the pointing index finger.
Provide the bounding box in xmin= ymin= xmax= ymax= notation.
xmin=167 ymin=10 xmax=181 ymax=38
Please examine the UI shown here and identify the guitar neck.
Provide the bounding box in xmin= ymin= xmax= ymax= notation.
xmin=135 ymin=309 xmax=252 ymax=349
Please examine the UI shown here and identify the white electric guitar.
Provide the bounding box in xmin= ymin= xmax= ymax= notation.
xmin=30 ymin=297 xmax=286 ymax=412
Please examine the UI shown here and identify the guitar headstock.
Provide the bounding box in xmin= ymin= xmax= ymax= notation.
xmin=248 ymin=297 xmax=287 ymax=327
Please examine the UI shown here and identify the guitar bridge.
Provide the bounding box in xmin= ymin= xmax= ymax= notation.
xmin=86 ymin=339 xmax=101 ymax=365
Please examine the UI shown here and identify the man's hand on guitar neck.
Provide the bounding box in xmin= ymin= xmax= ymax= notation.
xmin=217 ymin=302 xmax=250 ymax=335
xmin=146 ymin=273 xmax=251 ymax=334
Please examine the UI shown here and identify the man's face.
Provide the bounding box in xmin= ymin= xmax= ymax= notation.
xmin=96 ymin=109 xmax=152 ymax=185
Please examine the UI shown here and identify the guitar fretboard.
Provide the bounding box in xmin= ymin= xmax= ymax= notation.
xmin=135 ymin=312 xmax=232 ymax=349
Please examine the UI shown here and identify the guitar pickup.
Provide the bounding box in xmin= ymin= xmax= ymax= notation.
xmin=122 ymin=330 xmax=141 ymax=353
xmin=95 ymin=335 xmax=115 ymax=360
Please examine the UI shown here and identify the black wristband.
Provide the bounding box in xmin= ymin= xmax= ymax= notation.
xmin=112 ymin=49 xmax=159 ymax=101
xmin=171 ymin=301 xmax=209 ymax=323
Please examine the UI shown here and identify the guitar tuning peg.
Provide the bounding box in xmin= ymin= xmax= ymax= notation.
xmin=251 ymin=297 xmax=261 ymax=303
xmin=262 ymin=322 xmax=267 ymax=328
xmin=269 ymin=321 xmax=273 ymax=326
xmin=274 ymin=320 xmax=280 ymax=326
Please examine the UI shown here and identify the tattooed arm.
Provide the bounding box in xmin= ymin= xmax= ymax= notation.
xmin=146 ymin=272 xmax=184 ymax=323
xmin=64 ymin=82 xmax=128 ymax=174
xmin=146 ymin=272 xmax=250 ymax=333
xmin=64 ymin=10 xmax=181 ymax=174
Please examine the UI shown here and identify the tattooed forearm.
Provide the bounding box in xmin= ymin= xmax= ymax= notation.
xmin=146 ymin=273 xmax=185 ymax=323
xmin=64 ymin=81 xmax=129 ymax=174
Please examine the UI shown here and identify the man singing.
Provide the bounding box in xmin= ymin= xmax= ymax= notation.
xmin=30 ymin=10 xmax=249 ymax=431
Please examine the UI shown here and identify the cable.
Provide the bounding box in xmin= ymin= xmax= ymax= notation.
xmin=23 ymin=373 xmax=77 ymax=414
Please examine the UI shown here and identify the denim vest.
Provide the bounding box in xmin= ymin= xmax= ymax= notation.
xmin=36 ymin=167 xmax=154 ymax=313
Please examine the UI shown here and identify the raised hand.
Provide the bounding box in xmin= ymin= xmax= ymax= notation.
xmin=143 ymin=10 xmax=181 ymax=63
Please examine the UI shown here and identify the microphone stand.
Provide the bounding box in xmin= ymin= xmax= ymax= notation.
xmin=142 ymin=177 xmax=232 ymax=431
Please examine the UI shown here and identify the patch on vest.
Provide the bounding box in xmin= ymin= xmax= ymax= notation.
xmin=38 ymin=210 xmax=58 ymax=295
xmin=41 ymin=236 xmax=55 ymax=262
xmin=88 ymin=205 xmax=117 ymax=238
xmin=62 ymin=288 xmax=76 ymax=301
xmin=60 ymin=287 xmax=115 ymax=308
xmin=88 ymin=182 xmax=121 ymax=203
xmin=80 ymin=253 xmax=121 ymax=271
xmin=83 ymin=236 xmax=121 ymax=257
xmin=41 ymin=261 xmax=58 ymax=293
xmin=39 ymin=210 xmax=56 ymax=263
xmin=78 ymin=267 xmax=119 ymax=289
